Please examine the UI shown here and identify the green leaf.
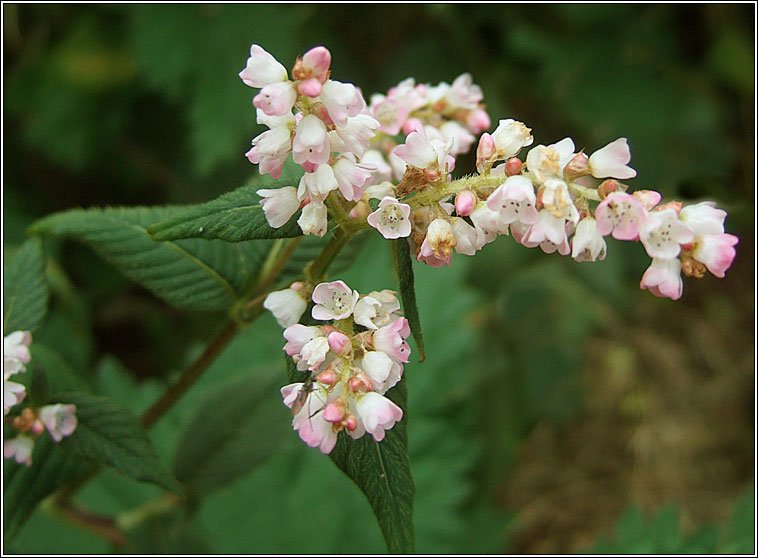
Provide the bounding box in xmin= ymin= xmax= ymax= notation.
xmin=287 ymin=358 xmax=415 ymax=554
xmin=3 ymin=237 xmax=49 ymax=334
xmin=53 ymin=392 xmax=181 ymax=493
xmin=393 ymin=238 xmax=425 ymax=362
xmin=172 ymin=373 xmax=289 ymax=496
xmin=147 ymin=164 xmax=305 ymax=242
xmin=4 ymin=436 xmax=90 ymax=544
xmin=28 ymin=206 xmax=269 ymax=311
xmin=28 ymin=343 xmax=92 ymax=395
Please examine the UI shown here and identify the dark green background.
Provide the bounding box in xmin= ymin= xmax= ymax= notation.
xmin=3 ymin=4 xmax=754 ymax=554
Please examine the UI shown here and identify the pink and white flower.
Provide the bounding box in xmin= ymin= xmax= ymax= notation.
xmin=257 ymin=186 xmax=300 ymax=228
xmin=367 ymin=197 xmax=412 ymax=239
xmin=4 ymin=434 xmax=34 ymax=466
xmin=4 ymin=331 xmax=31 ymax=364
xmin=292 ymin=114 xmax=331 ymax=167
xmin=393 ymin=128 xmax=454 ymax=173
xmin=417 ymin=218 xmax=456 ymax=267
xmin=239 ymin=44 xmax=288 ymax=88
xmin=525 ymin=144 xmax=562 ymax=184
xmin=332 ymin=156 xmax=375 ymax=202
xmin=359 ymin=351 xmax=403 ymax=395
xmin=39 ymin=404 xmax=78 ymax=443
xmin=491 ymin=119 xmax=533 ymax=161
xmin=283 ymin=324 xmax=323 ymax=357
xmin=372 ymin=317 xmax=411 ymax=363
xmin=679 ymin=201 xmax=726 ymax=236
xmin=640 ymin=258 xmax=683 ymax=300
xmin=319 ymin=80 xmax=366 ymax=127
xmin=691 ymin=233 xmax=739 ymax=278
xmin=246 ymin=111 xmax=295 ymax=179
xmin=353 ymin=392 xmax=403 ymax=442
xmin=521 ymin=209 xmax=572 ymax=256
xmin=450 ymin=217 xmax=480 ymax=256
xmin=330 ymin=114 xmax=380 ymax=158
xmin=253 ymin=82 xmax=297 ymax=116
xmin=595 ymin=192 xmax=649 ymax=240
xmin=588 ymin=138 xmax=636 ymax=179
xmin=297 ymin=200 xmax=328 ymax=237
xmin=354 ymin=290 xmax=402 ymax=330
xmin=639 ymin=208 xmax=694 ymax=259
xmin=311 ymin=280 xmax=359 ymax=321
xmin=282 ymin=383 xmax=338 ymax=454
xmin=264 ymin=285 xmax=308 ymax=328
xmin=486 ymin=175 xmax=539 ymax=226
xmin=571 ymin=217 xmax=607 ymax=262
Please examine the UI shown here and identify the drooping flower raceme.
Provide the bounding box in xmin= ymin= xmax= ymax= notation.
xmin=265 ymin=281 xmax=410 ymax=453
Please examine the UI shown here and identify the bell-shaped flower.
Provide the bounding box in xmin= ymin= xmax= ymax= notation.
xmin=4 ymin=434 xmax=34 ymax=466
xmin=640 ymin=258 xmax=683 ymax=300
xmin=692 ymin=233 xmax=738 ymax=278
xmin=571 ymin=217 xmax=607 ymax=262
xmin=319 ymin=80 xmax=366 ymax=127
xmin=283 ymin=383 xmax=337 ymax=454
xmin=679 ymin=201 xmax=726 ymax=237
xmin=595 ymin=192 xmax=649 ymax=240
xmin=354 ymin=290 xmax=401 ymax=330
xmin=283 ymin=324 xmax=323 ymax=356
xmin=522 ymin=209 xmax=572 ymax=256
xmin=491 ymin=119 xmax=533 ymax=161
xmin=239 ymin=44 xmax=289 ymax=88
xmin=367 ymin=197 xmax=412 ymax=239
xmin=372 ymin=317 xmax=411 ymax=363
xmin=264 ymin=286 xmax=308 ymax=328
xmin=330 ymin=113 xmax=380 ymax=158
xmin=588 ymin=138 xmax=636 ymax=179
xmin=639 ymin=208 xmax=694 ymax=259
xmin=486 ymin=175 xmax=540 ymax=226
xmin=4 ymin=331 xmax=31 ymax=364
xmin=525 ymin=144 xmax=562 ymax=184
xmin=332 ymin=156 xmax=375 ymax=202
xmin=257 ymin=186 xmax=300 ymax=228
xmin=4 ymin=379 xmax=25 ymax=416
xmin=297 ymin=200 xmax=328 ymax=237
xmin=417 ymin=218 xmax=456 ymax=267
xmin=470 ymin=203 xmax=505 ymax=245
xmin=39 ymin=404 xmax=78 ymax=443
xmin=253 ymin=82 xmax=297 ymax=116
xmin=311 ymin=280 xmax=359 ymax=321
xmin=450 ymin=217 xmax=480 ymax=255
xmin=354 ymin=392 xmax=403 ymax=442
xmin=444 ymin=73 xmax=483 ymax=110
xmin=298 ymin=164 xmax=339 ymax=202
xmin=247 ymin=111 xmax=295 ymax=178
xmin=292 ymin=114 xmax=331 ymax=166
xmin=393 ymin=128 xmax=454 ymax=172
xmin=548 ymin=137 xmax=577 ymax=174
xmin=359 ymin=351 xmax=403 ymax=395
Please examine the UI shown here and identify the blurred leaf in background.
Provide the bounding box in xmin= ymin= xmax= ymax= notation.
xmin=3 ymin=3 xmax=754 ymax=554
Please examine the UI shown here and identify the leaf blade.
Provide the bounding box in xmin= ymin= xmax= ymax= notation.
xmin=3 ymin=237 xmax=49 ymax=334
xmin=394 ymin=238 xmax=425 ymax=361
xmin=54 ymin=392 xmax=181 ymax=493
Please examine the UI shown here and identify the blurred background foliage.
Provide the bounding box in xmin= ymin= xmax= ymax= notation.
xmin=3 ymin=3 xmax=754 ymax=554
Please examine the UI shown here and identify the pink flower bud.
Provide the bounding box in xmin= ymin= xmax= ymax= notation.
xmin=345 ymin=415 xmax=358 ymax=431
xmin=298 ymin=78 xmax=323 ymax=98
xmin=562 ymin=151 xmax=590 ymax=180
xmin=327 ymin=331 xmax=351 ymax=354
xmin=466 ymin=109 xmax=491 ymax=134
xmin=32 ymin=420 xmax=45 ymax=436
xmin=316 ymin=370 xmax=337 ymax=385
xmin=301 ymin=46 xmax=332 ymax=78
xmin=655 ymin=201 xmax=682 ymax=214
xmin=323 ymin=401 xmax=346 ymax=423
xmin=475 ymin=133 xmax=496 ymax=174
xmin=402 ymin=118 xmax=424 ymax=136
xmin=348 ymin=375 xmax=372 ymax=393
xmin=455 ymin=190 xmax=477 ymax=217
xmin=597 ymin=179 xmax=620 ymax=199
xmin=632 ymin=190 xmax=662 ymax=210
xmin=504 ymin=157 xmax=523 ymax=176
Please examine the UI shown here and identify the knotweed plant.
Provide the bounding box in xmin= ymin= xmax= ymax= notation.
xmin=3 ymin=43 xmax=737 ymax=553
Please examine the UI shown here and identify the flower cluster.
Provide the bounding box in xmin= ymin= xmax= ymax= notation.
xmin=3 ymin=331 xmax=78 ymax=466
xmin=265 ymin=281 xmax=409 ymax=453
xmin=388 ymin=125 xmax=738 ymax=299
xmin=241 ymin=45 xmax=381 ymax=237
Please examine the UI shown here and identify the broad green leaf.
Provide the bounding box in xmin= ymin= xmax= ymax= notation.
xmin=147 ymin=163 xmax=305 ymax=242
xmin=393 ymin=238 xmax=425 ymax=361
xmin=53 ymin=392 xmax=181 ymax=493
xmin=287 ymin=358 xmax=415 ymax=554
xmin=28 ymin=206 xmax=268 ymax=311
xmin=28 ymin=343 xmax=92 ymax=395
xmin=3 ymin=237 xmax=49 ymax=334
xmin=172 ymin=373 xmax=289 ymax=496
xmin=3 ymin=436 xmax=90 ymax=544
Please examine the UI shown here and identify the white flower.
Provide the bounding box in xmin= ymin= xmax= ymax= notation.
xmin=311 ymin=280 xmax=359 ymax=321
xmin=332 ymin=156 xmax=374 ymax=202
xmin=525 ymin=144 xmax=562 ymax=184
xmin=354 ymin=392 xmax=403 ymax=442
xmin=4 ymin=331 xmax=31 ymax=364
xmin=257 ymin=186 xmax=300 ymax=228
xmin=297 ymin=201 xmax=328 ymax=237
xmin=330 ymin=114 xmax=380 ymax=158
xmin=4 ymin=380 xmax=26 ymax=416
xmin=292 ymin=114 xmax=331 ymax=166
xmin=491 ymin=119 xmax=533 ymax=160
xmin=522 ymin=209 xmax=572 ymax=256
xmin=639 ymin=208 xmax=694 ymax=259
xmin=319 ymin=80 xmax=366 ymax=127
xmin=264 ymin=286 xmax=308 ymax=328
xmin=39 ymin=404 xmax=78 ymax=443
xmin=541 ymin=178 xmax=579 ymax=221
xmin=450 ymin=217 xmax=480 ymax=256
xmin=298 ymin=164 xmax=339 ymax=202
xmin=679 ymin=201 xmax=726 ymax=237
xmin=239 ymin=44 xmax=288 ymax=88
xmin=640 ymin=258 xmax=683 ymax=300
xmin=366 ymin=197 xmax=412 ymax=239
xmin=353 ymin=290 xmax=402 ymax=330
xmin=359 ymin=351 xmax=403 ymax=395
xmin=588 ymin=138 xmax=636 ymax=179
xmin=486 ymin=175 xmax=539 ymax=226
xmin=692 ymin=233 xmax=739 ymax=278
xmin=4 ymin=435 xmax=34 ymax=466
xmin=571 ymin=217 xmax=607 ymax=262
